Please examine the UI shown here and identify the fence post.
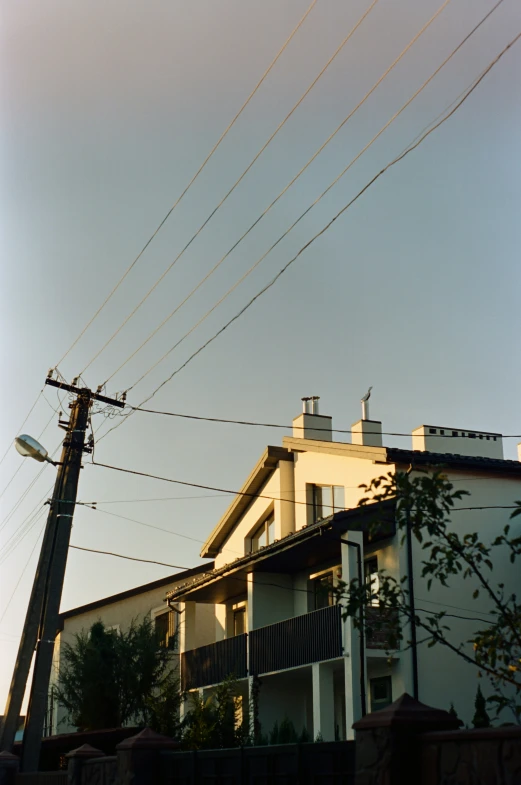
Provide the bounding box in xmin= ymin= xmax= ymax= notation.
xmin=65 ymin=744 xmax=105 ymax=785
xmin=116 ymin=728 xmax=180 ymax=785
xmin=0 ymin=751 xmax=19 ymax=785
xmin=352 ymin=693 xmax=460 ymax=785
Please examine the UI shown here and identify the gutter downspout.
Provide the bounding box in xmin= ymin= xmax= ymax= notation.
xmin=339 ymin=537 xmax=367 ymax=717
xmin=404 ymin=464 xmax=419 ymax=700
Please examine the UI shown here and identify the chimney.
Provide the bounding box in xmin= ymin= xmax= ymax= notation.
xmin=518 ymin=443 xmax=521 ymax=462
xmin=412 ymin=425 xmax=503 ymax=459
xmin=351 ymin=419 xmax=383 ymax=447
xmin=292 ymin=397 xmax=332 ymax=441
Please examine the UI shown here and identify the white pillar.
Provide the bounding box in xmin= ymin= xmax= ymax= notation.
xmin=312 ymin=662 xmax=335 ymax=741
xmin=341 ymin=531 xmax=364 ymax=739
xmin=278 ymin=459 xmax=295 ymax=538
xmin=181 ymin=601 xmax=197 ymax=652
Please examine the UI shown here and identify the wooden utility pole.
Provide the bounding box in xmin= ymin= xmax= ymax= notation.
xmin=0 ymin=378 xmax=124 ymax=770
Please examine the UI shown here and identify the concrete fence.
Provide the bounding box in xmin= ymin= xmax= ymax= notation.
xmin=1 ymin=694 xmax=520 ymax=784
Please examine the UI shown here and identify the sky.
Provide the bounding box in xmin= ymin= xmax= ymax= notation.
xmin=1 ymin=0 xmax=520 ymax=709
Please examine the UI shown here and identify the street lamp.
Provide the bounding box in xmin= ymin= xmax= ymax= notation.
xmin=14 ymin=434 xmax=55 ymax=465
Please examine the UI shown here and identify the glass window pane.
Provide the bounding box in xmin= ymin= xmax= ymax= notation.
xmin=321 ymin=486 xmax=333 ymax=518
xmin=314 ymin=573 xmax=333 ymax=609
xmin=267 ymin=516 xmax=275 ymax=545
xmin=364 ymin=557 xmax=379 ymax=606
xmin=333 ymin=486 xmax=345 ymax=511
xmin=313 ymin=485 xmax=322 ymax=521
xmin=370 ymin=676 xmax=392 ymax=711
xmin=234 ymin=608 xmax=246 ymax=636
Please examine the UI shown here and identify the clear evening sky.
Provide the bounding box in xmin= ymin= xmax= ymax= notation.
xmin=1 ymin=0 xmax=520 ymax=708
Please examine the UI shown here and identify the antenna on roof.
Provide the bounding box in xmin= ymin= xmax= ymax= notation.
xmin=361 ymin=387 xmax=372 ymax=420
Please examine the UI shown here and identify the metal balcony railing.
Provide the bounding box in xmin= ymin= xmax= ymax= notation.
xmin=249 ymin=605 xmax=343 ymax=676
xmin=181 ymin=634 xmax=247 ymax=691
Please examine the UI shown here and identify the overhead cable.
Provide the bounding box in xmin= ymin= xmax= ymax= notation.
xmin=90 ymin=459 xmax=521 ymax=514
xmin=53 ymin=0 xmax=319 ymax=371
xmin=0 ymin=523 xmax=45 ymax=626
xmin=104 ymin=0 xmax=457 ymax=386
xmin=0 ymin=390 xmax=44 ymax=467
xmin=130 ymin=405 xmax=521 ymax=439
xmin=80 ymin=0 xmax=382 ymax=377
xmin=103 ymin=27 xmax=520 ymax=423
xmin=70 ymin=545 xmax=190 ymax=571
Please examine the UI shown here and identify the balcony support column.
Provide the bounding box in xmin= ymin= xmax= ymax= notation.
xmin=312 ymin=662 xmax=335 ymax=741
xmin=340 ymin=531 xmax=364 ymax=738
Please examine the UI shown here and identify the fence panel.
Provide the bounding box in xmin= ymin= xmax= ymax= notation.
xmin=15 ymin=773 xmax=68 ymax=785
xmin=159 ymin=741 xmax=355 ymax=785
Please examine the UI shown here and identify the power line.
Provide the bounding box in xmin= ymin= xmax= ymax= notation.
xmin=78 ymin=502 xmax=242 ymax=555
xmin=69 ymin=544 xmax=190 ymax=571
xmin=126 ymin=30 xmax=521 ymax=413
xmin=0 ymin=390 xmax=43 ymax=468
xmin=130 ymin=405 xmax=521 ymax=439
xmin=0 ymin=523 xmax=45 ymax=626
xmin=89 ymin=459 xmax=521 ymax=514
xmin=53 ymin=0 xmax=319 ymax=371
xmin=80 ymin=0 xmax=383 ymax=377
xmin=72 ymin=542 xmax=495 ymax=626
xmin=104 ymin=0 xmax=457 ymax=387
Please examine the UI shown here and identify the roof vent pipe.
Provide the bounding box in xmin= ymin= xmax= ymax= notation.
xmin=301 ymin=397 xmax=311 ymax=414
xmin=310 ymin=396 xmax=320 ymax=415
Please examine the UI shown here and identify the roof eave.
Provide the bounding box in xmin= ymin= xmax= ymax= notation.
xmin=200 ymin=445 xmax=293 ymax=559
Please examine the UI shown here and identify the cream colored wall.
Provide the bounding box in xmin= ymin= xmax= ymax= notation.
xmin=288 ymin=443 xmax=394 ymax=530
xmin=215 ymin=471 xmax=281 ymax=570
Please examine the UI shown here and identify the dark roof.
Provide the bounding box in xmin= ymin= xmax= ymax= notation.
xmin=387 ymin=448 xmax=521 ymax=475
xmin=167 ymin=500 xmax=396 ymax=604
xmin=59 ymin=562 xmax=213 ymax=623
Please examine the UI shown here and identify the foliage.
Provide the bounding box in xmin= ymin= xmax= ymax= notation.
xmin=334 ymin=470 xmax=521 ymax=723
xmin=472 ymin=685 xmax=491 ymax=728
xmin=267 ymin=717 xmax=310 ymax=745
xmin=55 ymin=618 xmax=182 ymax=733
xmin=182 ymin=675 xmax=248 ymax=750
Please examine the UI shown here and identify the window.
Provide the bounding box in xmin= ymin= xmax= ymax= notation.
xmin=312 ymin=572 xmax=334 ymax=610
xmin=155 ymin=610 xmax=177 ymax=648
xmin=364 ymin=557 xmax=379 ymax=606
xmin=251 ymin=513 xmax=275 ymax=552
xmin=311 ymin=485 xmax=345 ymax=522
xmin=233 ymin=607 xmax=246 ymax=636
xmin=370 ymin=676 xmax=392 ymax=711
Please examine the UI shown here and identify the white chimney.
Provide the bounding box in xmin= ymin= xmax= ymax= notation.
xmin=516 ymin=442 xmax=521 ymax=462
xmin=351 ymin=419 xmax=383 ymax=447
xmin=412 ymin=425 xmax=503 ymax=459
xmin=292 ymin=397 xmax=332 ymax=441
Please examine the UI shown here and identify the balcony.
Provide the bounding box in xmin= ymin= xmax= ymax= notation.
xmin=181 ymin=634 xmax=247 ymax=691
xmin=249 ymin=605 xmax=343 ymax=676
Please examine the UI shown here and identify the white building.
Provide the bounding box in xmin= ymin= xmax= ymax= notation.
xmin=49 ymin=563 xmax=213 ymax=735
xmin=167 ymin=399 xmax=521 ymax=737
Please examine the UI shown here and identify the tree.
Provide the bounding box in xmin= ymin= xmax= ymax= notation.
xmin=182 ymin=676 xmax=248 ymax=750
xmin=472 ymin=685 xmax=491 ymax=728
xmin=55 ymin=618 xmax=182 ymax=733
xmin=335 ymin=470 xmax=521 ymax=722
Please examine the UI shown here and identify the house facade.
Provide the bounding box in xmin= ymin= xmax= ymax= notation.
xmin=49 ymin=563 xmax=213 ymax=735
xmin=168 ymin=399 xmax=521 ymax=737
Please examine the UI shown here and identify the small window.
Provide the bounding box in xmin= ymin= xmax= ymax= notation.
xmin=233 ymin=607 xmax=246 ymax=636
xmin=251 ymin=513 xmax=275 ymax=552
xmin=155 ymin=610 xmax=176 ymax=648
xmin=452 ymin=431 xmax=458 ymax=437
xmin=429 ymin=428 xmax=437 ymax=434
xmin=311 ymin=485 xmax=345 ymax=522
xmin=440 ymin=429 xmax=445 ymax=435
xmin=364 ymin=557 xmax=379 ymax=606
xmin=370 ymin=676 xmax=392 ymax=711
xmin=312 ymin=572 xmax=334 ymax=610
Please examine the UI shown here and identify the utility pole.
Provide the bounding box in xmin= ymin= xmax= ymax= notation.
xmin=0 ymin=378 xmax=124 ymax=770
